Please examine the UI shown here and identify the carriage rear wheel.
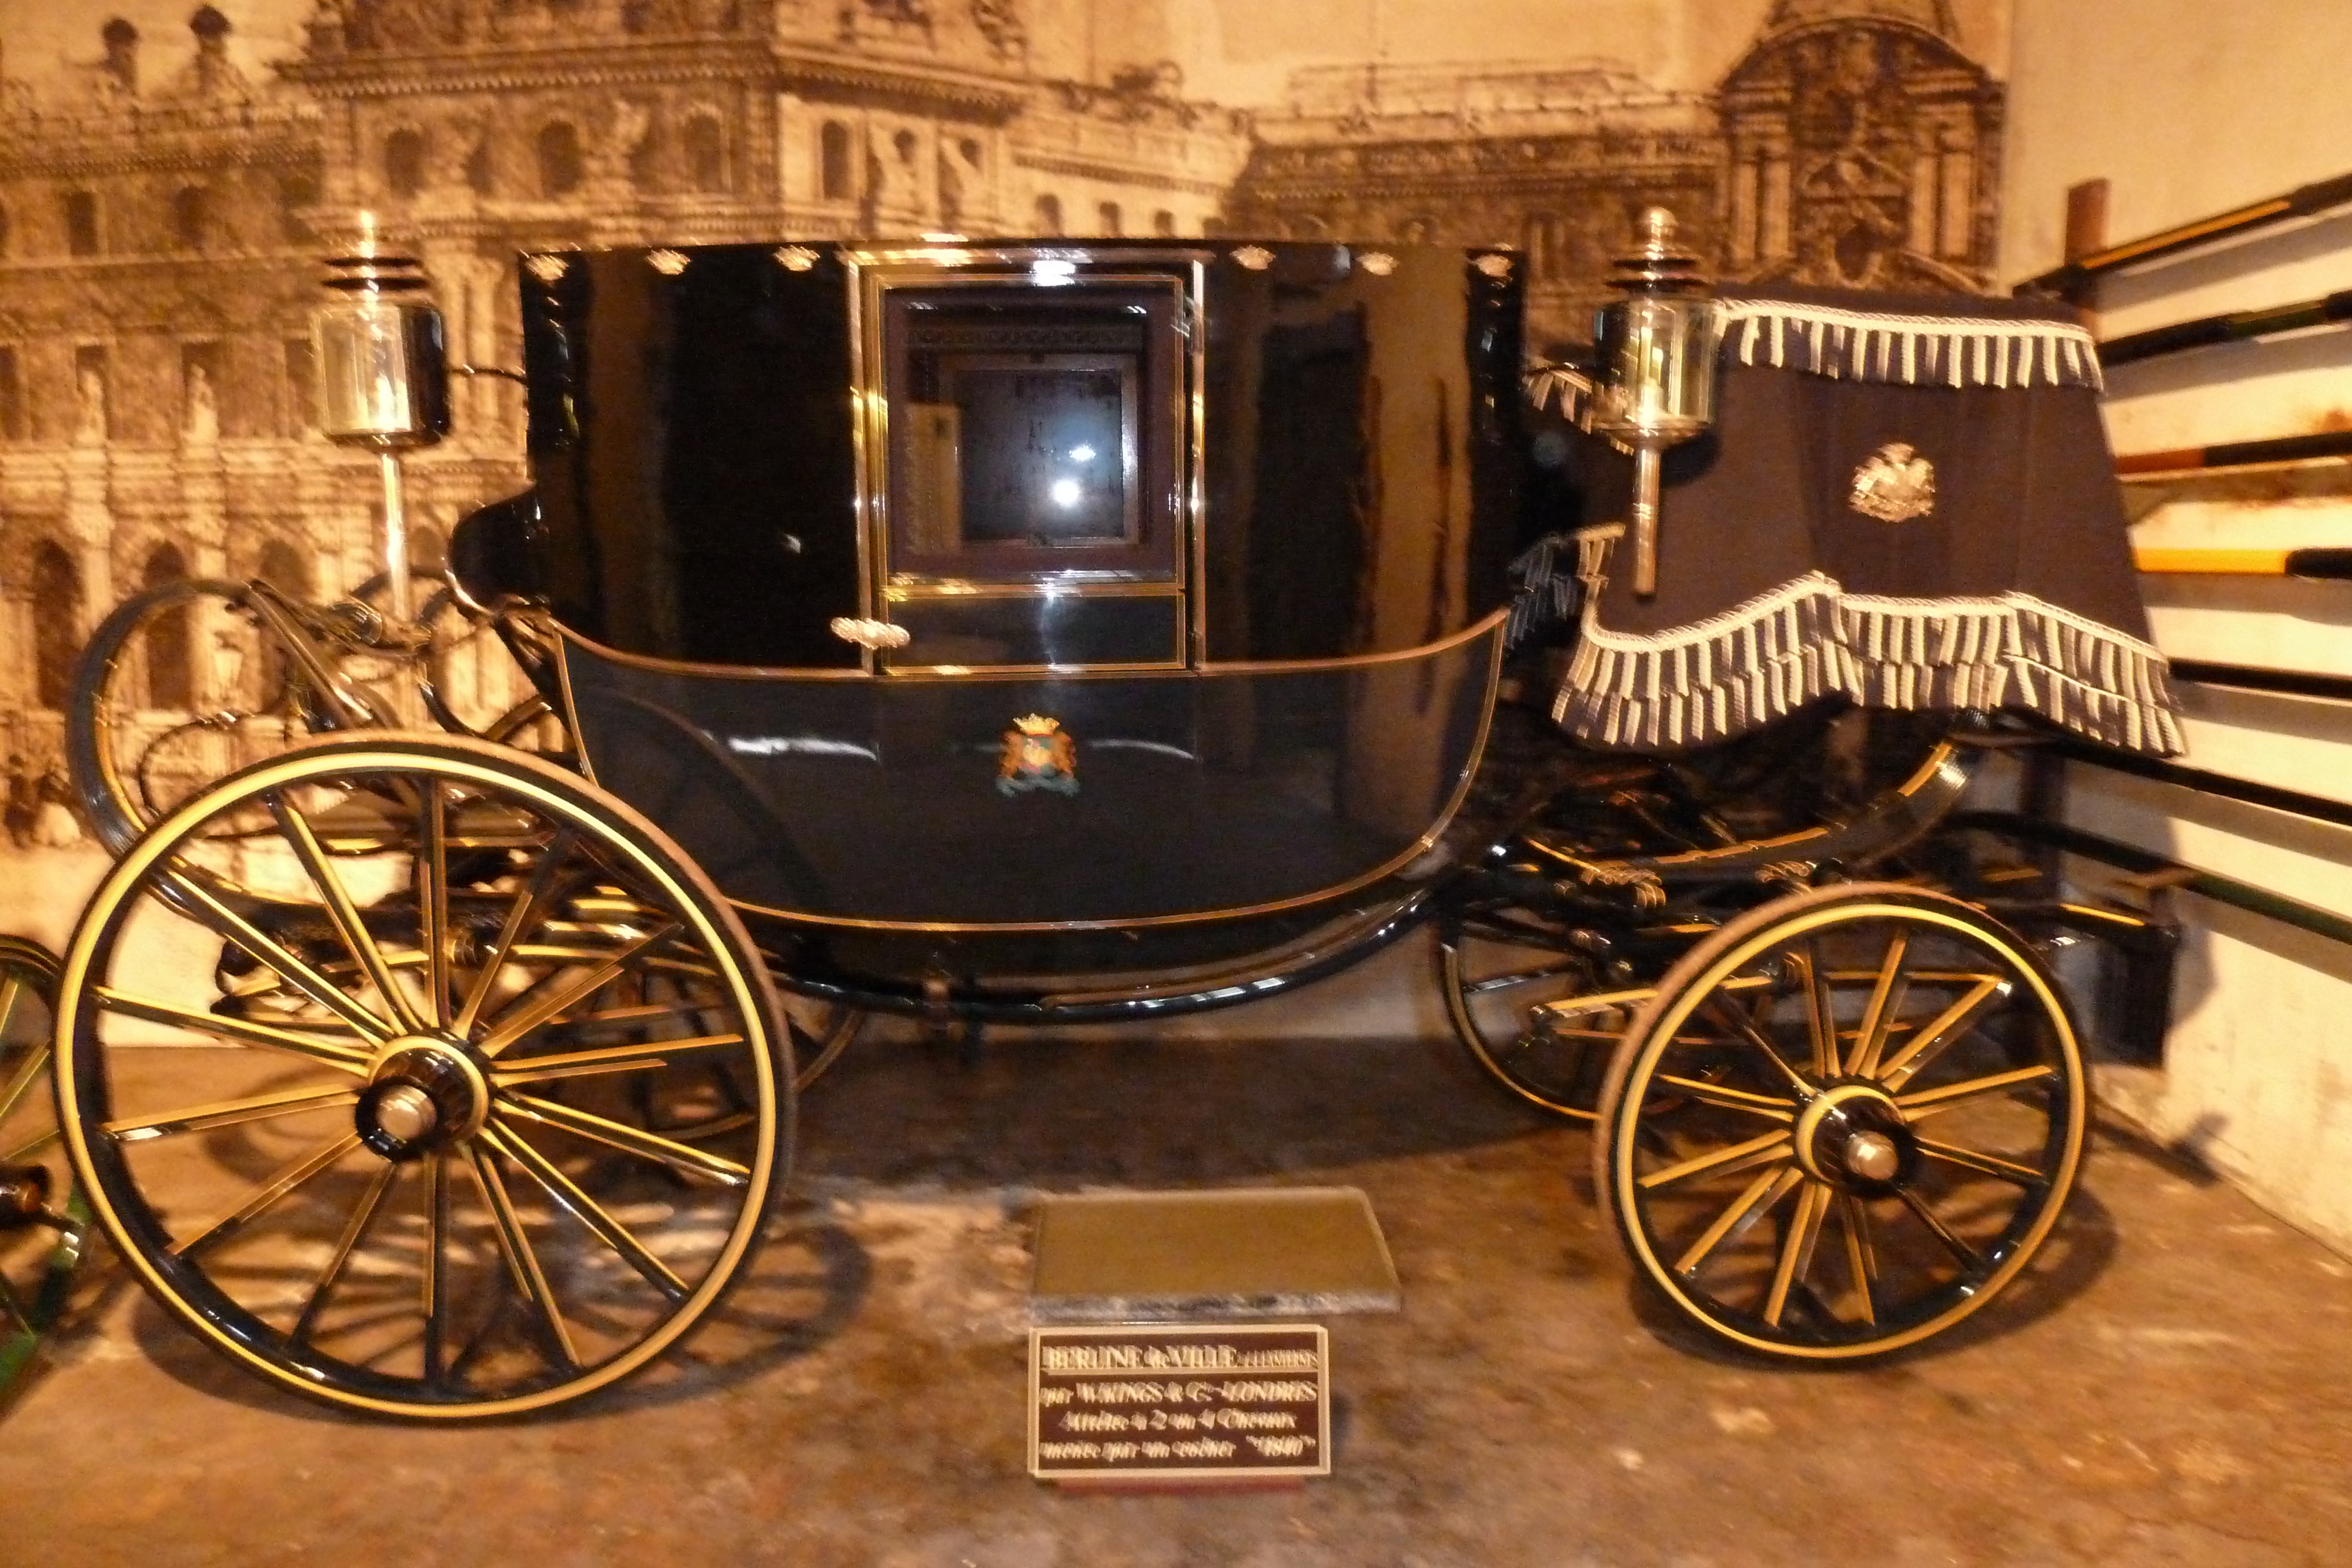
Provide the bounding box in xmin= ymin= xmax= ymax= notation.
xmin=0 ymin=937 xmax=90 ymax=1398
xmin=1592 ymin=884 xmax=2086 ymax=1360
xmin=54 ymin=735 xmax=792 ymax=1419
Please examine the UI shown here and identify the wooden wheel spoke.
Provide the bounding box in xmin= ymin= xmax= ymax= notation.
xmin=1702 ymin=994 xmax=1814 ymax=1097
xmin=1849 ymin=931 xmax=1912 ymax=1080
xmin=420 ymin=1151 xmax=449 ymax=1386
xmin=466 ymin=1145 xmax=582 ymax=1373
xmin=292 ymin=1161 xmax=399 ymax=1346
xmin=1671 ymin=1164 xmax=1804 ymax=1277
xmin=1895 ymin=1064 xmax=2057 ymax=1118
xmin=480 ymin=1122 xmax=689 ymax=1302
xmin=475 ymin=924 xmax=683 ymax=1060
xmin=1637 ymin=1128 xmax=1794 ymax=1191
xmin=1651 ymin=1074 xmax=1795 ymax=1123
xmin=452 ymin=824 xmax=579 ymax=1037
xmin=490 ymin=1032 xmax=747 ymax=1086
xmin=1 ymin=1128 xmax=59 ymax=1165
xmin=417 ymin=778 xmax=453 ymax=1029
xmin=1895 ymin=1183 xmax=1986 ymax=1273
xmin=0 ymin=1038 xmax=48 ymax=1128
xmin=1915 ymin=1136 xmax=2049 ymax=1187
xmin=102 ymin=1084 xmax=359 ymax=1142
xmin=93 ymin=987 xmax=371 ymax=1072
xmin=497 ymin=1092 xmax=752 ymax=1186
xmin=1763 ymin=1181 xmax=1830 ymax=1328
xmin=1795 ymin=944 xmax=1839 ymax=1078
xmin=1875 ymin=976 xmax=2009 ymax=1089
xmin=159 ymin=870 xmax=396 ymax=1046
xmin=167 ymin=1133 xmax=363 ymax=1258
xmin=269 ymin=790 xmax=427 ymax=1036
xmin=1839 ymin=1192 xmax=1877 ymax=1326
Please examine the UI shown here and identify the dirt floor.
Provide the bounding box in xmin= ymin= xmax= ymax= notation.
xmin=6 ymin=936 xmax=2352 ymax=1567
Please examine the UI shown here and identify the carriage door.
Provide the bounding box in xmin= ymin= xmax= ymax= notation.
xmin=852 ymin=253 xmax=1199 ymax=673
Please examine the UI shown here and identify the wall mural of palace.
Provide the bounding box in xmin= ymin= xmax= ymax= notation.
xmin=0 ymin=0 xmax=2006 ymax=830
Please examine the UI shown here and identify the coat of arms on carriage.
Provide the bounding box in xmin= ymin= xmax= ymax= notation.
xmin=1849 ymin=442 xmax=1937 ymax=522
xmin=998 ymin=715 xmax=1079 ymax=795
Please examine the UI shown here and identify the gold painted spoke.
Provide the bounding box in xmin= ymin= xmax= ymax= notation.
xmin=497 ymin=1092 xmax=751 ymax=1186
xmin=1671 ymin=1164 xmax=1804 ymax=1278
xmin=480 ymin=1122 xmax=689 ymax=1302
xmin=1702 ymin=994 xmax=1814 ymax=1098
xmin=167 ymin=1133 xmax=363 ymax=1258
xmin=292 ymin=1160 xmax=399 ymax=1346
xmin=475 ymin=925 xmax=683 ymax=1060
xmin=93 ymin=987 xmax=372 ymax=1072
xmin=1915 ymin=1136 xmax=2048 ymax=1187
xmin=452 ymin=825 xmax=579 ymax=1036
xmin=1875 ymin=977 xmax=2009 ymax=1089
xmin=1 ymin=1127 xmax=59 ymax=1165
xmin=1651 ymin=1074 xmax=1795 ymax=1122
xmin=1637 ymin=1128 xmax=1795 ymax=1192
xmin=269 ymin=791 xmax=428 ymax=1037
xmin=102 ymin=1084 xmax=359 ymax=1142
xmin=1896 ymin=1064 xmax=2058 ymax=1118
xmin=420 ymin=1151 xmax=449 ymax=1386
xmin=490 ymin=1032 xmax=747 ymax=1086
xmin=547 ymin=998 xmax=730 ymax=1032
xmin=159 ymin=869 xmax=396 ymax=1045
xmin=1763 ymin=1181 xmax=1830 ymax=1328
xmin=1796 ymin=944 xmax=1839 ymax=1078
xmin=417 ymin=778 xmax=453 ymax=1029
xmin=1895 ymin=1184 xmax=1985 ymax=1273
xmin=467 ymin=1145 xmax=582 ymax=1373
xmin=1849 ymin=931 xmax=1911 ymax=1080
xmin=1839 ymin=1191 xmax=1876 ymax=1326
xmin=0 ymin=1037 xmax=48 ymax=1128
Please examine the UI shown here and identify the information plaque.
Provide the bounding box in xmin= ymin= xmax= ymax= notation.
xmin=1028 ymin=1323 xmax=1331 ymax=1485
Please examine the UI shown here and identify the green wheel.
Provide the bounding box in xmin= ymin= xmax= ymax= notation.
xmin=55 ymin=735 xmax=792 ymax=1419
xmin=1593 ymin=884 xmax=2087 ymax=1360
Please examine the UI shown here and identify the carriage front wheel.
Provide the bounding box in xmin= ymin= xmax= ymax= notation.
xmin=1592 ymin=884 xmax=2087 ymax=1360
xmin=53 ymin=734 xmax=792 ymax=1419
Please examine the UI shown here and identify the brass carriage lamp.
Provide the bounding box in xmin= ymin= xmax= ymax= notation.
xmin=312 ymin=213 xmax=450 ymax=624
xmin=1590 ymin=206 xmax=1720 ymax=599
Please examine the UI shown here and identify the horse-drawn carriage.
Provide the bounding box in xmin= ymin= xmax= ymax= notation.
xmin=0 ymin=215 xmax=2180 ymax=1418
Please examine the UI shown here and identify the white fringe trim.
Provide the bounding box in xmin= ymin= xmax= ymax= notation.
xmin=1714 ymin=299 xmax=2104 ymax=392
xmin=1553 ymin=569 xmax=2183 ymax=754
xmin=1524 ymin=360 xmax=1595 ymax=423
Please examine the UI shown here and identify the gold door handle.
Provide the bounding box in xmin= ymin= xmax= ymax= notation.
xmin=829 ymin=616 xmax=910 ymax=651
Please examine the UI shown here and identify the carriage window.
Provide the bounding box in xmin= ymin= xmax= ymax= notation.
xmin=866 ymin=268 xmax=1192 ymax=670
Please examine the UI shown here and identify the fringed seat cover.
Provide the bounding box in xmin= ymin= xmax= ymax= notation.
xmin=1540 ymin=282 xmax=2183 ymax=755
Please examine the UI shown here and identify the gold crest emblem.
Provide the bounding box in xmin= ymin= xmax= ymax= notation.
xmin=998 ymin=715 xmax=1078 ymax=797
xmin=524 ymin=253 xmax=570 ymax=283
xmin=1849 ymin=442 xmax=1936 ymax=523
xmin=1231 ymin=245 xmax=1274 ymax=272
xmin=647 ymin=248 xmax=690 ymax=276
xmin=773 ymin=245 xmax=820 ymax=272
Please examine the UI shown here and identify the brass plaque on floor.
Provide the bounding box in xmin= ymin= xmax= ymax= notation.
xmin=1028 ymin=1186 xmax=1401 ymax=1322
xmin=1029 ymin=1323 xmax=1330 ymax=1485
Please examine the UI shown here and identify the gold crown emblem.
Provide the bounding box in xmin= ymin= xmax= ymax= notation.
xmin=1013 ymin=714 xmax=1060 ymax=735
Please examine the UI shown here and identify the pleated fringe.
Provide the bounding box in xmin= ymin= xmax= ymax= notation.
xmin=1524 ymin=361 xmax=1595 ymax=423
xmin=1715 ymin=300 xmax=2105 ymax=392
xmin=1553 ymin=570 xmax=2184 ymax=754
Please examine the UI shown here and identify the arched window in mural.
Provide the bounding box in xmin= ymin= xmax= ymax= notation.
xmin=1152 ymin=209 xmax=1176 ymax=237
xmin=29 ymin=542 xmax=81 ymax=711
xmin=384 ymin=129 xmax=427 ymax=199
xmin=0 ymin=203 xmax=11 ymax=258
xmin=255 ymin=538 xmax=311 ymax=705
xmin=171 ymin=186 xmax=211 ymax=250
xmin=684 ymin=115 xmax=726 ymax=192
xmin=1097 ymin=202 xmax=1121 ymax=236
xmin=820 ymin=122 xmax=853 ymax=200
xmin=1033 ymin=193 xmax=1062 ymax=235
xmin=537 ymin=122 xmax=583 ymax=199
xmin=139 ymin=543 xmax=192 ymax=710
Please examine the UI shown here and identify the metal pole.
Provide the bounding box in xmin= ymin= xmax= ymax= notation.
xmin=379 ymin=449 xmax=410 ymax=623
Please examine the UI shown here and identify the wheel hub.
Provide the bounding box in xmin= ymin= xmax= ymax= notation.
xmin=1793 ymin=1082 xmax=1916 ymax=1193
xmin=356 ymin=1037 xmax=489 ymax=1161
xmin=0 ymin=1162 xmax=52 ymax=1230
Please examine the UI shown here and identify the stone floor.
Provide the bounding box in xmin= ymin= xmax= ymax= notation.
xmin=6 ymin=962 xmax=2352 ymax=1567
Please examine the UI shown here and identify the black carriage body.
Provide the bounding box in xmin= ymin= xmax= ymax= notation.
xmin=476 ymin=240 xmax=1533 ymax=972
